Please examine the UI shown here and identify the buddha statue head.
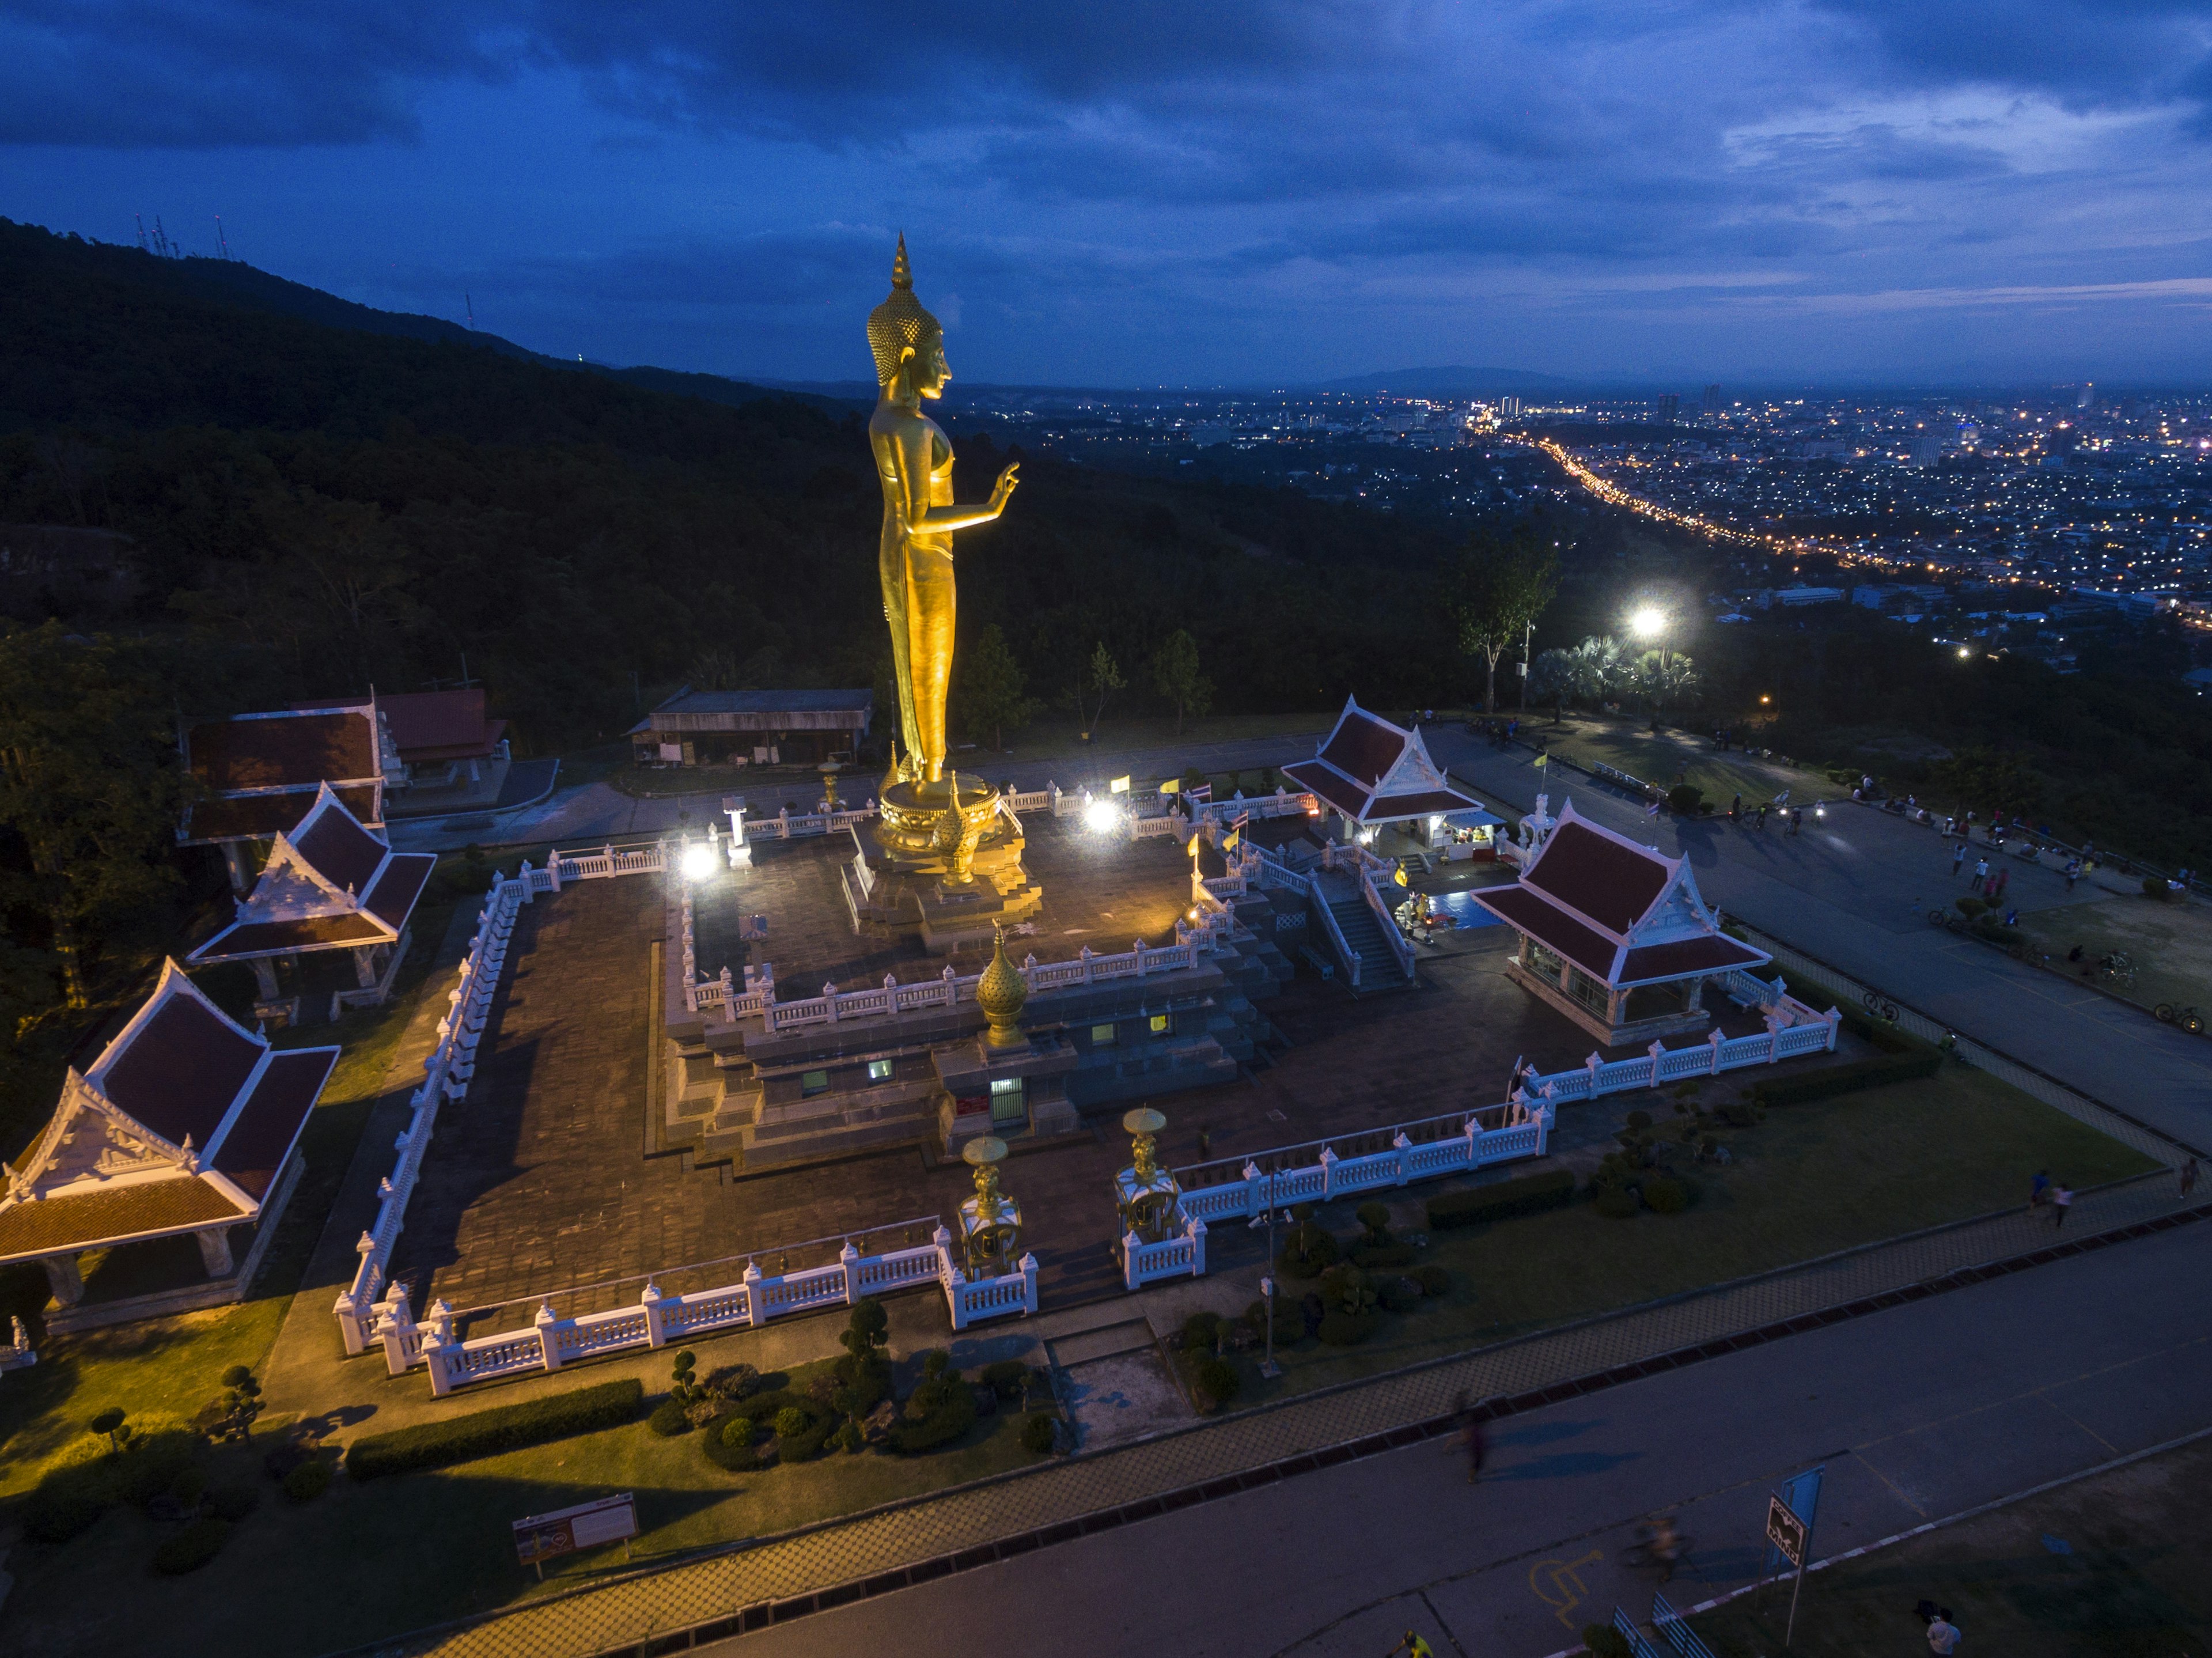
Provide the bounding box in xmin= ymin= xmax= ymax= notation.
xmin=868 ymin=234 xmax=949 ymax=400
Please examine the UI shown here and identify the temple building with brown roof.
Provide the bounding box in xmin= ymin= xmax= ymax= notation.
xmin=180 ymin=702 xmax=402 ymax=888
xmin=1282 ymin=696 xmax=1502 ymax=854
xmin=0 ymin=962 xmax=337 ymax=1327
xmin=296 ymin=687 xmax=513 ymax=813
xmin=187 ymin=784 xmax=435 ymax=1023
xmin=1472 ymin=800 xmax=1771 ymax=1043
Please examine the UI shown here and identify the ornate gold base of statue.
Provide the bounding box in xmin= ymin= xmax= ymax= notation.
xmin=847 ymin=769 xmax=1042 ymax=953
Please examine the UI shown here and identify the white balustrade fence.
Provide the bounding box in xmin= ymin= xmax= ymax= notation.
xmin=1122 ymin=1216 xmax=1207 ymax=1290
xmin=368 ymin=1227 xmax=1037 ymax=1395
xmin=335 ymin=872 xmax=531 ymax=1353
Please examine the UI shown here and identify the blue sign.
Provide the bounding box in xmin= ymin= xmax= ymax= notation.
xmin=1763 ymin=1464 xmax=1824 ymax=1576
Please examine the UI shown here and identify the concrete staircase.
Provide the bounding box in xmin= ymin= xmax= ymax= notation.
xmin=1324 ymin=895 xmax=1415 ymax=991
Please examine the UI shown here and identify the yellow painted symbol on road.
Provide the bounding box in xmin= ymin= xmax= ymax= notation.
xmin=1530 ymin=1549 xmax=1604 ymax=1630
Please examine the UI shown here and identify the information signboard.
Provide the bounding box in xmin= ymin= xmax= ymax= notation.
xmin=1764 ymin=1494 xmax=1807 ymax=1570
xmin=513 ymin=1493 xmax=638 ymax=1574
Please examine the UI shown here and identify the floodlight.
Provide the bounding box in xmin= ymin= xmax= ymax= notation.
xmin=1631 ymin=607 xmax=1667 ymax=639
xmin=681 ymin=843 xmax=717 ymax=881
xmin=1082 ymin=799 xmax=1119 ymax=834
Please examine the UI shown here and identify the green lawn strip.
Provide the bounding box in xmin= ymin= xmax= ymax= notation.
xmin=0 ymin=906 xmax=459 ymax=1502
xmin=0 ymin=1358 xmax=1035 ymax=1658
xmin=1238 ymin=1066 xmax=2157 ymax=1400
xmin=1524 ymin=717 xmax=1822 ymax=811
xmin=1688 ymin=1432 xmax=2212 ymax=1656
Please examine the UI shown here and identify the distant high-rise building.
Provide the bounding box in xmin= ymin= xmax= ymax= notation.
xmin=1701 ymin=384 xmax=1722 ymax=415
xmin=1657 ymin=393 xmax=1681 ymax=423
xmin=1498 ymin=395 xmax=1520 ymax=418
xmin=2077 ymin=382 xmax=2096 ymax=410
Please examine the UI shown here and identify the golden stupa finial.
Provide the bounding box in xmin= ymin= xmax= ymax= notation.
xmin=891 ymin=231 xmax=912 ymax=290
xmin=976 ymin=926 xmax=1028 ymax=1048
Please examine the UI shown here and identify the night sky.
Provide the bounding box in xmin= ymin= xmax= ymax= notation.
xmin=5 ymin=2 xmax=2211 ymax=387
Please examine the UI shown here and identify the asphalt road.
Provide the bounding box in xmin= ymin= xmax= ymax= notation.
xmin=709 ymin=1220 xmax=2212 ymax=1658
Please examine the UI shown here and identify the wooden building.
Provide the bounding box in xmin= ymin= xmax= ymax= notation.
xmin=630 ymin=690 xmax=873 ymax=768
xmin=180 ymin=702 xmax=402 ymax=888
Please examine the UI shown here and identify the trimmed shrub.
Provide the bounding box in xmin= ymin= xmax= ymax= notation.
xmin=891 ymin=1375 xmax=978 ymax=1455
xmin=210 ymin=1481 xmax=260 ymax=1521
xmin=981 ymin=1360 xmax=1030 ymax=1398
xmin=347 ymin=1379 xmax=644 ymax=1481
xmin=1955 ymin=895 xmax=1988 ymax=918
xmin=773 ymin=1406 xmax=812 ymax=1440
xmin=153 ymin=1519 xmax=227 ymax=1576
xmin=1595 ymin=1186 xmax=1639 ymax=1219
xmin=646 ymin=1400 xmax=692 ymax=1437
xmin=1642 ymin=1175 xmax=1689 ymax=1214
xmin=733 ymin=1389 xmax=833 ymax=1462
xmin=1415 ymin=1265 xmax=1450 ymax=1297
xmin=1665 ymin=783 xmax=1704 ymax=816
xmin=2144 ymin=875 xmax=2169 ymax=900
xmin=1755 ymin=1050 xmax=1940 ymax=1107
xmin=1020 ymin=1413 xmax=1058 ymax=1455
xmin=116 ymin=1432 xmax=202 ymax=1508
xmin=700 ymin=1415 xmax=760 ymax=1473
xmin=1180 ymin=1311 xmax=1224 ymax=1353
xmin=1376 ymin=1276 xmax=1422 ymax=1313
xmin=283 ymin=1459 xmax=333 ymax=1502
xmin=1427 ymin=1168 xmax=1576 ymax=1231
xmin=828 ymin=1420 xmax=866 ymax=1453
xmin=89 ymin=1407 xmax=126 ymax=1452
xmin=1624 ymin=1110 xmax=1653 ymax=1132
xmin=1354 ymin=1201 xmax=1395 ymax=1245
xmin=1192 ymin=1356 xmax=1240 ymax=1410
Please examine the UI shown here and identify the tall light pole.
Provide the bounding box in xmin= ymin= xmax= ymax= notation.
xmin=1630 ymin=605 xmax=1669 ymax=670
xmin=1519 ymin=616 xmax=1534 ymax=714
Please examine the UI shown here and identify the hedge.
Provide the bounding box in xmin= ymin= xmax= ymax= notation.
xmin=1427 ymin=1168 xmax=1577 ymax=1231
xmin=152 ymin=1518 xmax=227 ymax=1575
xmin=347 ymin=1378 xmax=643 ymax=1481
xmin=1753 ymin=1049 xmax=1940 ymax=1107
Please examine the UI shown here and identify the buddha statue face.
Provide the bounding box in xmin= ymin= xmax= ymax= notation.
xmin=900 ymin=331 xmax=951 ymax=402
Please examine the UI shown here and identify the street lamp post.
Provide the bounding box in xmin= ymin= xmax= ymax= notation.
xmin=1251 ymin=1166 xmax=1283 ymax=1379
xmin=1519 ymin=616 xmax=1534 ymax=714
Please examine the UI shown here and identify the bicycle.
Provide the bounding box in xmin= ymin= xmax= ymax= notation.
xmin=2099 ymin=951 xmax=2137 ymax=989
xmin=1861 ymin=988 xmax=1902 ymax=1022
xmin=1620 ymin=1520 xmax=1694 ymax=1582
xmin=2154 ymin=1003 xmax=2207 ymax=1035
xmin=1926 ymin=907 xmax=1967 ymax=933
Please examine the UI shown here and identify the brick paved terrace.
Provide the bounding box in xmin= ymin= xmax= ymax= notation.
xmin=392 ymin=873 xmax=1817 ymax=1336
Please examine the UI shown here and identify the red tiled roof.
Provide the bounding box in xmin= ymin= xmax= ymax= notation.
xmin=188 ymin=710 xmax=377 ymax=793
xmin=1283 ymin=760 xmax=1367 ymax=818
xmin=292 ymin=802 xmax=387 ymax=896
xmin=1317 ymin=708 xmax=1406 ymax=786
xmin=185 ymin=783 xmax=382 ymax=843
xmin=1619 ymin=936 xmax=1769 ymax=985
xmin=1368 ymin=788 xmax=1487 ymax=820
xmin=0 ymin=1179 xmax=244 ymax=1260
xmin=1523 ymin=820 xmax=1671 ymax=935
xmin=362 ymin=853 xmax=435 ymax=929
xmin=212 ymin=1047 xmax=336 ymax=1199
xmin=199 ymin=915 xmax=389 ymax=957
xmin=299 ymin=690 xmax=505 ymax=762
xmin=97 ymin=993 xmax=262 ymax=1150
xmin=1474 ymin=885 xmax=1618 ymax=979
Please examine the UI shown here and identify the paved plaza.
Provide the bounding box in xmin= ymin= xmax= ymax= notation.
xmin=386 ymin=860 xmax=1787 ymax=1329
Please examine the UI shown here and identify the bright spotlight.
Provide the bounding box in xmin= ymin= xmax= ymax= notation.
xmin=680 ymin=843 xmax=717 ymax=881
xmin=1631 ymin=607 xmax=1667 ymax=639
xmin=1957 ymin=646 xmax=1973 ymax=660
xmin=1082 ymin=799 xmax=1119 ymax=834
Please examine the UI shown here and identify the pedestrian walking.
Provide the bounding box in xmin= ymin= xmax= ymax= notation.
xmin=1925 ymin=1608 xmax=1963 ymax=1656
xmin=1756 ymin=803 xmax=1769 ymax=831
xmin=1388 ymin=1633 xmax=1437 ymax=1658
xmin=2029 ymin=1168 xmax=2050 ymax=1212
xmin=1952 ymin=843 xmax=1967 ymax=876
xmin=1729 ymin=793 xmax=1741 ymax=822
xmin=2051 ymin=1183 xmax=2073 ymax=1229
xmin=2065 ymin=858 xmax=2080 ymax=892
xmin=2182 ymin=1156 xmax=2200 ymax=1199
xmin=1974 ymin=857 xmax=1990 ymax=887
xmin=1994 ymin=867 xmax=2010 ymax=901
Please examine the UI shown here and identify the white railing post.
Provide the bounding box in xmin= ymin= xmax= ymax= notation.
xmin=516 ymin=859 xmax=533 ymax=902
xmin=1187 ymin=1217 xmax=1207 ymax=1278
xmin=534 ymin=1301 xmax=562 ymax=1372
xmin=1822 ymin=1006 xmax=1842 ymax=1051
xmin=1317 ymin=1144 xmax=1337 ymax=1199
xmin=1707 ymin=1027 xmax=1725 ymax=1072
xmin=421 ymin=1328 xmax=452 ymax=1396
xmin=1020 ymin=1252 xmax=1040 ymax=1315
xmin=641 ymin=1281 xmax=666 ymax=1348
xmin=839 ymin=1240 xmax=861 ymax=1304
xmin=1585 ymin=1051 xmax=1604 ymax=1097
xmin=1241 ymin=1159 xmax=1267 ymax=1221
xmin=742 ymin=1260 xmax=764 ymax=1327
xmin=1122 ymin=1231 xmax=1143 ymax=1292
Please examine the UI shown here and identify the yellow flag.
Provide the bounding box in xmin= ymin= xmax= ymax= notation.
xmin=1394 ymin=866 xmax=1409 ymax=886
xmin=1533 ymin=752 xmax=1550 ymax=769
xmin=1224 ymin=829 xmax=1240 ymax=851
xmin=1185 ymin=834 xmax=1200 ymax=858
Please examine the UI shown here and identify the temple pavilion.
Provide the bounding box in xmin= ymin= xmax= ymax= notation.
xmin=180 ymin=702 xmax=402 ymax=889
xmin=186 ymin=783 xmax=435 ymax=1021
xmin=298 ymin=687 xmax=511 ymax=813
xmin=1472 ymin=800 xmax=1771 ymax=1044
xmin=0 ymin=962 xmax=337 ymax=1327
xmin=1283 ymin=697 xmax=1502 ymax=856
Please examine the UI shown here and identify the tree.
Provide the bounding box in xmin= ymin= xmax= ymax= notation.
xmin=0 ymin=623 xmax=186 ymax=1009
xmin=1075 ymin=641 xmax=1124 ymax=736
xmin=1632 ymin=650 xmax=1700 ymax=716
xmin=1150 ymin=629 xmax=1214 ymax=735
xmin=958 ymin=624 xmax=1036 ymax=751
xmin=1444 ymin=527 xmax=1559 ymax=712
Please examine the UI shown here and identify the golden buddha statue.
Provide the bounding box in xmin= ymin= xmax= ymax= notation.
xmin=868 ymin=235 xmax=1018 ymax=792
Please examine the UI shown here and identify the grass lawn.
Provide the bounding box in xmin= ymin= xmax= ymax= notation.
xmin=1690 ymin=1433 xmax=2212 ymax=1656
xmin=2 ymin=1357 xmax=1043 ymax=1658
xmin=1223 ymin=1065 xmax=2158 ymax=1400
xmin=0 ymin=888 xmax=461 ymax=1503
xmin=2010 ymin=893 xmax=2212 ymax=1017
xmin=1519 ymin=714 xmax=1831 ymax=812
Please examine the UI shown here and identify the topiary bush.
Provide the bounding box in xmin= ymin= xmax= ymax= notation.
xmin=283 ymin=1458 xmax=334 ymax=1502
xmin=1277 ymin=1203 xmax=1341 ymax=1276
xmin=1666 ymin=783 xmax=1705 ymax=816
xmin=152 ymin=1518 xmax=227 ymax=1576
xmin=774 ymin=1405 xmax=812 ymax=1440
xmin=1427 ymin=1169 xmax=1576 ymax=1230
xmin=1191 ymin=1356 xmax=1240 ymax=1411
xmin=981 ymin=1360 xmax=1030 ymax=1398
xmin=1020 ymin=1413 xmax=1059 ymax=1455
xmin=348 ymin=1379 xmax=644 ymax=1481
xmin=1595 ymin=1186 xmax=1639 ymax=1219
xmin=1643 ymin=1175 xmax=1689 ymax=1214
xmin=1180 ymin=1310 xmax=1224 ymax=1353
xmin=1355 ymin=1202 xmax=1395 ymax=1246
xmin=1415 ymin=1265 xmax=1450 ymax=1297
xmin=700 ymin=1415 xmax=759 ymax=1473
xmin=89 ymin=1407 xmax=127 ymax=1452
xmin=1376 ymin=1275 xmax=1422 ymax=1313
xmin=891 ymin=1369 xmax=978 ymax=1454
xmin=647 ymin=1400 xmax=692 ymax=1437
